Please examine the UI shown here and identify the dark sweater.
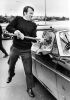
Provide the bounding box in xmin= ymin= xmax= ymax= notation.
xmin=6 ymin=16 xmax=37 ymax=50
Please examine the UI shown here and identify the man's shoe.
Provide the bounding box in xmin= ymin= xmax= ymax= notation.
xmin=27 ymin=88 xmax=35 ymax=98
xmin=6 ymin=73 xmax=15 ymax=83
xmin=6 ymin=76 xmax=12 ymax=83
xmin=3 ymin=54 xmax=8 ymax=58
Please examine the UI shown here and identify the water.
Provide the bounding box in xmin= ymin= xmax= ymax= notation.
xmin=36 ymin=20 xmax=70 ymax=30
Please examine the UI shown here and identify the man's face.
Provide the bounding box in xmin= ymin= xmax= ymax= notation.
xmin=24 ymin=8 xmax=34 ymax=21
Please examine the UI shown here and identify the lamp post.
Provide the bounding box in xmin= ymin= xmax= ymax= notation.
xmin=45 ymin=0 xmax=46 ymax=24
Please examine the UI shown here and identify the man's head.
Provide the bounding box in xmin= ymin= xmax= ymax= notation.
xmin=23 ymin=6 xmax=34 ymax=21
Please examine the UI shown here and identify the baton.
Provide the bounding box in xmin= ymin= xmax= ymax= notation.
xmin=4 ymin=33 xmax=40 ymax=40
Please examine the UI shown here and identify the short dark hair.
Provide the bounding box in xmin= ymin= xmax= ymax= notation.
xmin=23 ymin=6 xmax=34 ymax=15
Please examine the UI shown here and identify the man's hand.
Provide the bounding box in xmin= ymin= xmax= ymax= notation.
xmin=14 ymin=30 xmax=24 ymax=40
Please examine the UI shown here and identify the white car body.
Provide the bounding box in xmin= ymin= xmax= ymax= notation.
xmin=32 ymin=26 xmax=70 ymax=100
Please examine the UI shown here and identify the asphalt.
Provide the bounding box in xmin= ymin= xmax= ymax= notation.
xmin=0 ymin=40 xmax=56 ymax=100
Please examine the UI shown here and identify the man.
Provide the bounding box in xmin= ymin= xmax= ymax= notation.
xmin=6 ymin=6 xmax=37 ymax=97
xmin=0 ymin=25 xmax=8 ymax=58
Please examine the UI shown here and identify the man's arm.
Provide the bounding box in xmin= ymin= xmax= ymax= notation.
xmin=0 ymin=25 xmax=2 ymax=39
xmin=6 ymin=16 xmax=18 ymax=33
xmin=0 ymin=25 xmax=2 ymax=35
xmin=6 ymin=16 xmax=24 ymax=40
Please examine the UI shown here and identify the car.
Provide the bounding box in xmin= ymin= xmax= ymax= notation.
xmin=31 ymin=26 xmax=70 ymax=100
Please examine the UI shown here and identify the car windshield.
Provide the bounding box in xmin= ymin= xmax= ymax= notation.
xmin=56 ymin=30 xmax=70 ymax=56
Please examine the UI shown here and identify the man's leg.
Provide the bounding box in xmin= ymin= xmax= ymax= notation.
xmin=0 ymin=45 xmax=8 ymax=57
xmin=7 ymin=46 xmax=19 ymax=83
xmin=21 ymin=51 xmax=35 ymax=97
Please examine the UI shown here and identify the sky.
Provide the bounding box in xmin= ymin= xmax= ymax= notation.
xmin=0 ymin=0 xmax=70 ymax=17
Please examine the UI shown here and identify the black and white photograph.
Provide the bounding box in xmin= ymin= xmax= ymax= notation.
xmin=0 ymin=0 xmax=70 ymax=100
